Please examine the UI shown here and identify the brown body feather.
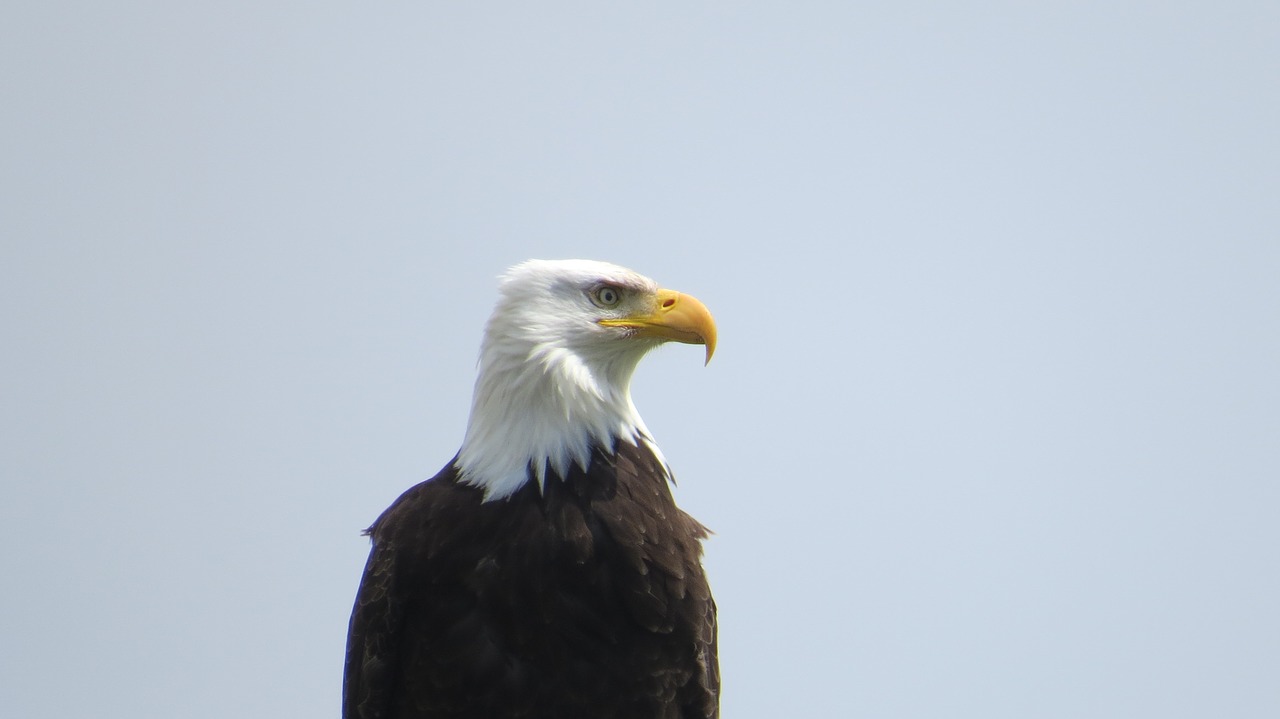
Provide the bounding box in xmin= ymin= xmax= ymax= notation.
xmin=343 ymin=440 xmax=718 ymax=719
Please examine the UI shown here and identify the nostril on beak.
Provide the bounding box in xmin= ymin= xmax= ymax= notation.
xmin=661 ymin=298 xmax=676 ymax=308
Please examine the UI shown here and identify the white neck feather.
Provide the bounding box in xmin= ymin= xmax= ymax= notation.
xmin=454 ymin=308 xmax=668 ymax=502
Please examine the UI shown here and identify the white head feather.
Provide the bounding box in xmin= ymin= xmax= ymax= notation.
xmin=455 ymin=259 xmax=674 ymax=501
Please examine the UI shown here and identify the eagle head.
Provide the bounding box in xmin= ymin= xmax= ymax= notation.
xmin=455 ymin=259 xmax=716 ymax=500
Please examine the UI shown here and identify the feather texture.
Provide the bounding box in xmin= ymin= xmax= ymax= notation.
xmin=343 ymin=441 xmax=718 ymax=719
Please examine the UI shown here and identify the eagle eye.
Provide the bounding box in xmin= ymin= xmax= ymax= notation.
xmin=590 ymin=285 xmax=623 ymax=308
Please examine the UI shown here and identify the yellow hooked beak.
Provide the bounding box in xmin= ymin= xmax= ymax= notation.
xmin=598 ymin=288 xmax=717 ymax=365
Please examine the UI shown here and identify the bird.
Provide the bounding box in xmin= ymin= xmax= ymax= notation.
xmin=343 ymin=259 xmax=719 ymax=719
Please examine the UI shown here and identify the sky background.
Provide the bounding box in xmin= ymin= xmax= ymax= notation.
xmin=3 ymin=2 xmax=1278 ymax=717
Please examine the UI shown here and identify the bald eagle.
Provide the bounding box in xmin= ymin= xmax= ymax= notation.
xmin=343 ymin=260 xmax=719 ymax=719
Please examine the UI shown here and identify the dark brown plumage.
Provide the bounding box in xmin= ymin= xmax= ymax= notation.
xmin=343 ymin=440 xmax=718 ymax=719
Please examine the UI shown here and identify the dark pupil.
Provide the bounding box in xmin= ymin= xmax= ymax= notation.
xmin=602 ymin=289 xmax=616 ymax=303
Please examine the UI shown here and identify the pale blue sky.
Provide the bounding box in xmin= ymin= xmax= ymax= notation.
xmin=3 ymin=2 xmax=1278 ymax=717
